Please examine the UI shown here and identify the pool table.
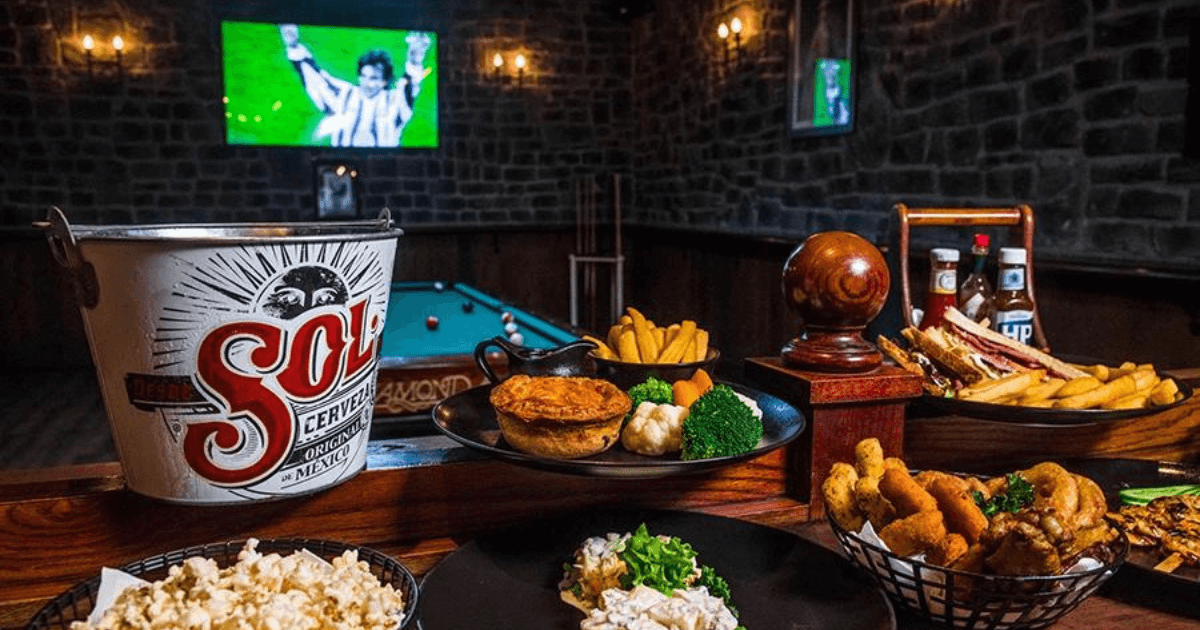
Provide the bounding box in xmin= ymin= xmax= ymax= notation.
xmin=372 ymin=281 xmax=579 ymax=418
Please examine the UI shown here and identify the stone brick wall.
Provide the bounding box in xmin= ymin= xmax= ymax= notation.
xmin=2 ymin=0 xmax=1198 ymax=271
xmin=630 ymin=0 xmax=1200 ymax=269
xmin=0 ymin=0 xmax=634 ymax=227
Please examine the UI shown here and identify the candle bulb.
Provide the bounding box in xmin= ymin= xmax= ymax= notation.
xmin=82 ymin=34 xmax=94 ymax=76
xmin=112 ymin=35 xmax=124 ymax=70
xmin=514 ymin=53 xmax=526 ymax=84
xmin=717 ymin=23 xmax=729 ymax=65
xmin=492 ymin=52 xmax=503 ymax=77
xmin=730 ymin=18 xmax=742 ymax=60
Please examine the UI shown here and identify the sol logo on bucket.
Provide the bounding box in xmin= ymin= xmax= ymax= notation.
xmin=122 ymin=244 xmax=394 ymax=501
xmin=191 ymin=295 xmax=379 ymax=486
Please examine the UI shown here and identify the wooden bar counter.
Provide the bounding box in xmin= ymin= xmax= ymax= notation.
xmin=3 ymin=371 xmax=1200 ymax=629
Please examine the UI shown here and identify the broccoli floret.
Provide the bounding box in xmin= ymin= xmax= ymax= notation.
xmin=626 ymin=376 xmax=673 ymax=416
xmin=680 ymin=384 xmax=762 ymax=460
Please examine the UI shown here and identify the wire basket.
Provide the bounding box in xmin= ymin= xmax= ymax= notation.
xmin=25 ymin=538 xmax=420 ymax=630
xmin=829 ymin=517 xmax=1128 ymax=630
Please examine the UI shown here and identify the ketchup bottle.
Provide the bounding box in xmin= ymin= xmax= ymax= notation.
xmin=919 ymin=248 xmax=960 ymax=330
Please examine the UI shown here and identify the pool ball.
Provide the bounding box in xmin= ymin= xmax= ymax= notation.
xmin=433 ymin=281 xmax=445 ymax=292
xmin=426 ymin=315 xmax=439 ymax=330
xmin=508 ymin=332 xmax=524 ymax=345
xmin=462 ymin=301 xmax=475 ymax=313
xmin=504 ymin=322 xmax=519 ymax=334
xmin=500 ymin=311 xmax=514 ymax=324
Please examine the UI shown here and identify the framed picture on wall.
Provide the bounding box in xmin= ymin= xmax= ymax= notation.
xmin=313 ymin=160 xmax=361 ymax=219
xmin=788 ymin=0 xmax=855 ymax=137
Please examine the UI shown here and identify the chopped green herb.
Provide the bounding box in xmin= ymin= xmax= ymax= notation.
xmin=973 ymin=473 xmax=1035 ymax=517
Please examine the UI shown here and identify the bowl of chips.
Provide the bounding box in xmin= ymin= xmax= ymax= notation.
xmin=585 ymin=307 xmax=719 ymax=389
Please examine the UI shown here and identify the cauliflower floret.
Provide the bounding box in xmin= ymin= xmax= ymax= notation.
xmin=621 ymin=401 xmax=689 ymax=456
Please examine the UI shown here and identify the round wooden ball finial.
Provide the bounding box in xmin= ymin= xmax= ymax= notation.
xmin=780 ymin=231 xmax=890 ymax=372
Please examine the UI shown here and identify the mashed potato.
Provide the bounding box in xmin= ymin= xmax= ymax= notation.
xmin=71 ymin=539 xmax=407 ymax=630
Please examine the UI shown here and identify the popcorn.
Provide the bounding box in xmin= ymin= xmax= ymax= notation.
xmin=72 ymin=540 xmax=407 ymax=630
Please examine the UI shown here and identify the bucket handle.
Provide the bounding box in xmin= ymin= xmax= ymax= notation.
xmin=32 ymin=207 xmax=99 ymax=308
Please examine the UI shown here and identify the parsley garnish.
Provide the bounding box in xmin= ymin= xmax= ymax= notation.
xmin=972 ymin=473 xmax=1035 ymax=517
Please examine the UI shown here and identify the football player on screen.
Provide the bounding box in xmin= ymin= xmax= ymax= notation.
xmin=279 ymin=24 xmax=432 ymax=147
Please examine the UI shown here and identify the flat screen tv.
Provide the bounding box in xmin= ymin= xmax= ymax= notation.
xmin=220 ymin=20 xmax=438 ymax=148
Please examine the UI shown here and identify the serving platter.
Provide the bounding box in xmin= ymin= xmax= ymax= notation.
xmin=417 ymin=508 xmax=895 ymax=630
xmin=916 ymin=376 xmax=1192 ymax=425
xmin=431 ymin=381 xmax=805 ymax=478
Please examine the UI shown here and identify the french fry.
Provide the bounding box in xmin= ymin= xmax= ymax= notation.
xmin=657 ymin=320 xmax=697 ymax=363
xmin=1075 ymin=364 xmax=1111 ymax=382
xmin=583 ymin=335 xmax=618 ymax=360
xmin=1018 ymin=378 xmax=1065 ymax=404
xmin=626 ymin=307 xmax=659 ymax=362
xmin=1131 ymin=368 xmax=1160 ymax=393
xmin=664 ymin=323 xmax=680 ymax=347
xmin=1102 ymin=391 xmax=1147 ymax=410
xmin=1149 ymin=378 xmax=1180 ymax=406
xmin=617 ymin=328 xmax=640 ymax=362
xmin=1108 ymin=361 xmax=1140 ymax=380
xmin=1056 ymin=376 xmax=1102 ymax=398
xmin=1054 ymin=374 xmax=1136 ymax=409
xmin=692 ymin=329 xmax=710 ymax=362
xmin=959 ymin=370 xmax=1046 ymax=403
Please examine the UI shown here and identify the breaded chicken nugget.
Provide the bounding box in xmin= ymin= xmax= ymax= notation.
xmin=926 ymin=532 xmax=969 ymax=567
xmin=950 ymin=543 xmax=988 ymax=574
xmin=823 ymin=465 xmax=864 ymax=531
xmin=854 ymin=438 xmax=886 ymax=479
xmin=878 ymin=510 xmax=947 ymax=557
xmin=855 ymin=474 xmax=897 ymax=530
xmin=879 ymin=467 xmax=939 ymax=517
xmin=928 ymin=476 xmax=989 ymax=544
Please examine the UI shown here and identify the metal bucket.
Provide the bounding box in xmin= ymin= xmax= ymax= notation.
xmin=37 ymin=207 xmax=402 ymax=504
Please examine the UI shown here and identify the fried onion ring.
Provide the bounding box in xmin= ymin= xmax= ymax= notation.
xmin=1018 ymin=462 xmax=1080 ymax=520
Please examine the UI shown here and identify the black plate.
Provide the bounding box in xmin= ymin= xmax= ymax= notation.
xmin=431 ymin=381 xmax=805 ymax=478
xmin=417 ymin=508 xmax=895 ymax=630
xmin=916 ymin=376 xmax=1192 ymax=425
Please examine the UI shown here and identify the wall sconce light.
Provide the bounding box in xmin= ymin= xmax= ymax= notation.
xmin=76 ymin=31 xmax=127 ymax=79
xmin=488 ymin=50 xmax=531 ymax=87
xmin=716 ymin=13 xmax=749 ymax=69
xmin=514 ymin=53 xmax=527 ymax=85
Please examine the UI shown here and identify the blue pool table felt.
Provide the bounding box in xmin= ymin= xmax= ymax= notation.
xmin=380 ymin=282 xmax=577 ymax=360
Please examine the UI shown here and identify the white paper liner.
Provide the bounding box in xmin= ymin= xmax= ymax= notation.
xmin=85 ymin=548 xmax=333 ymax=626
xmin=847 ymin=522 xmax=1113 ymax=629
